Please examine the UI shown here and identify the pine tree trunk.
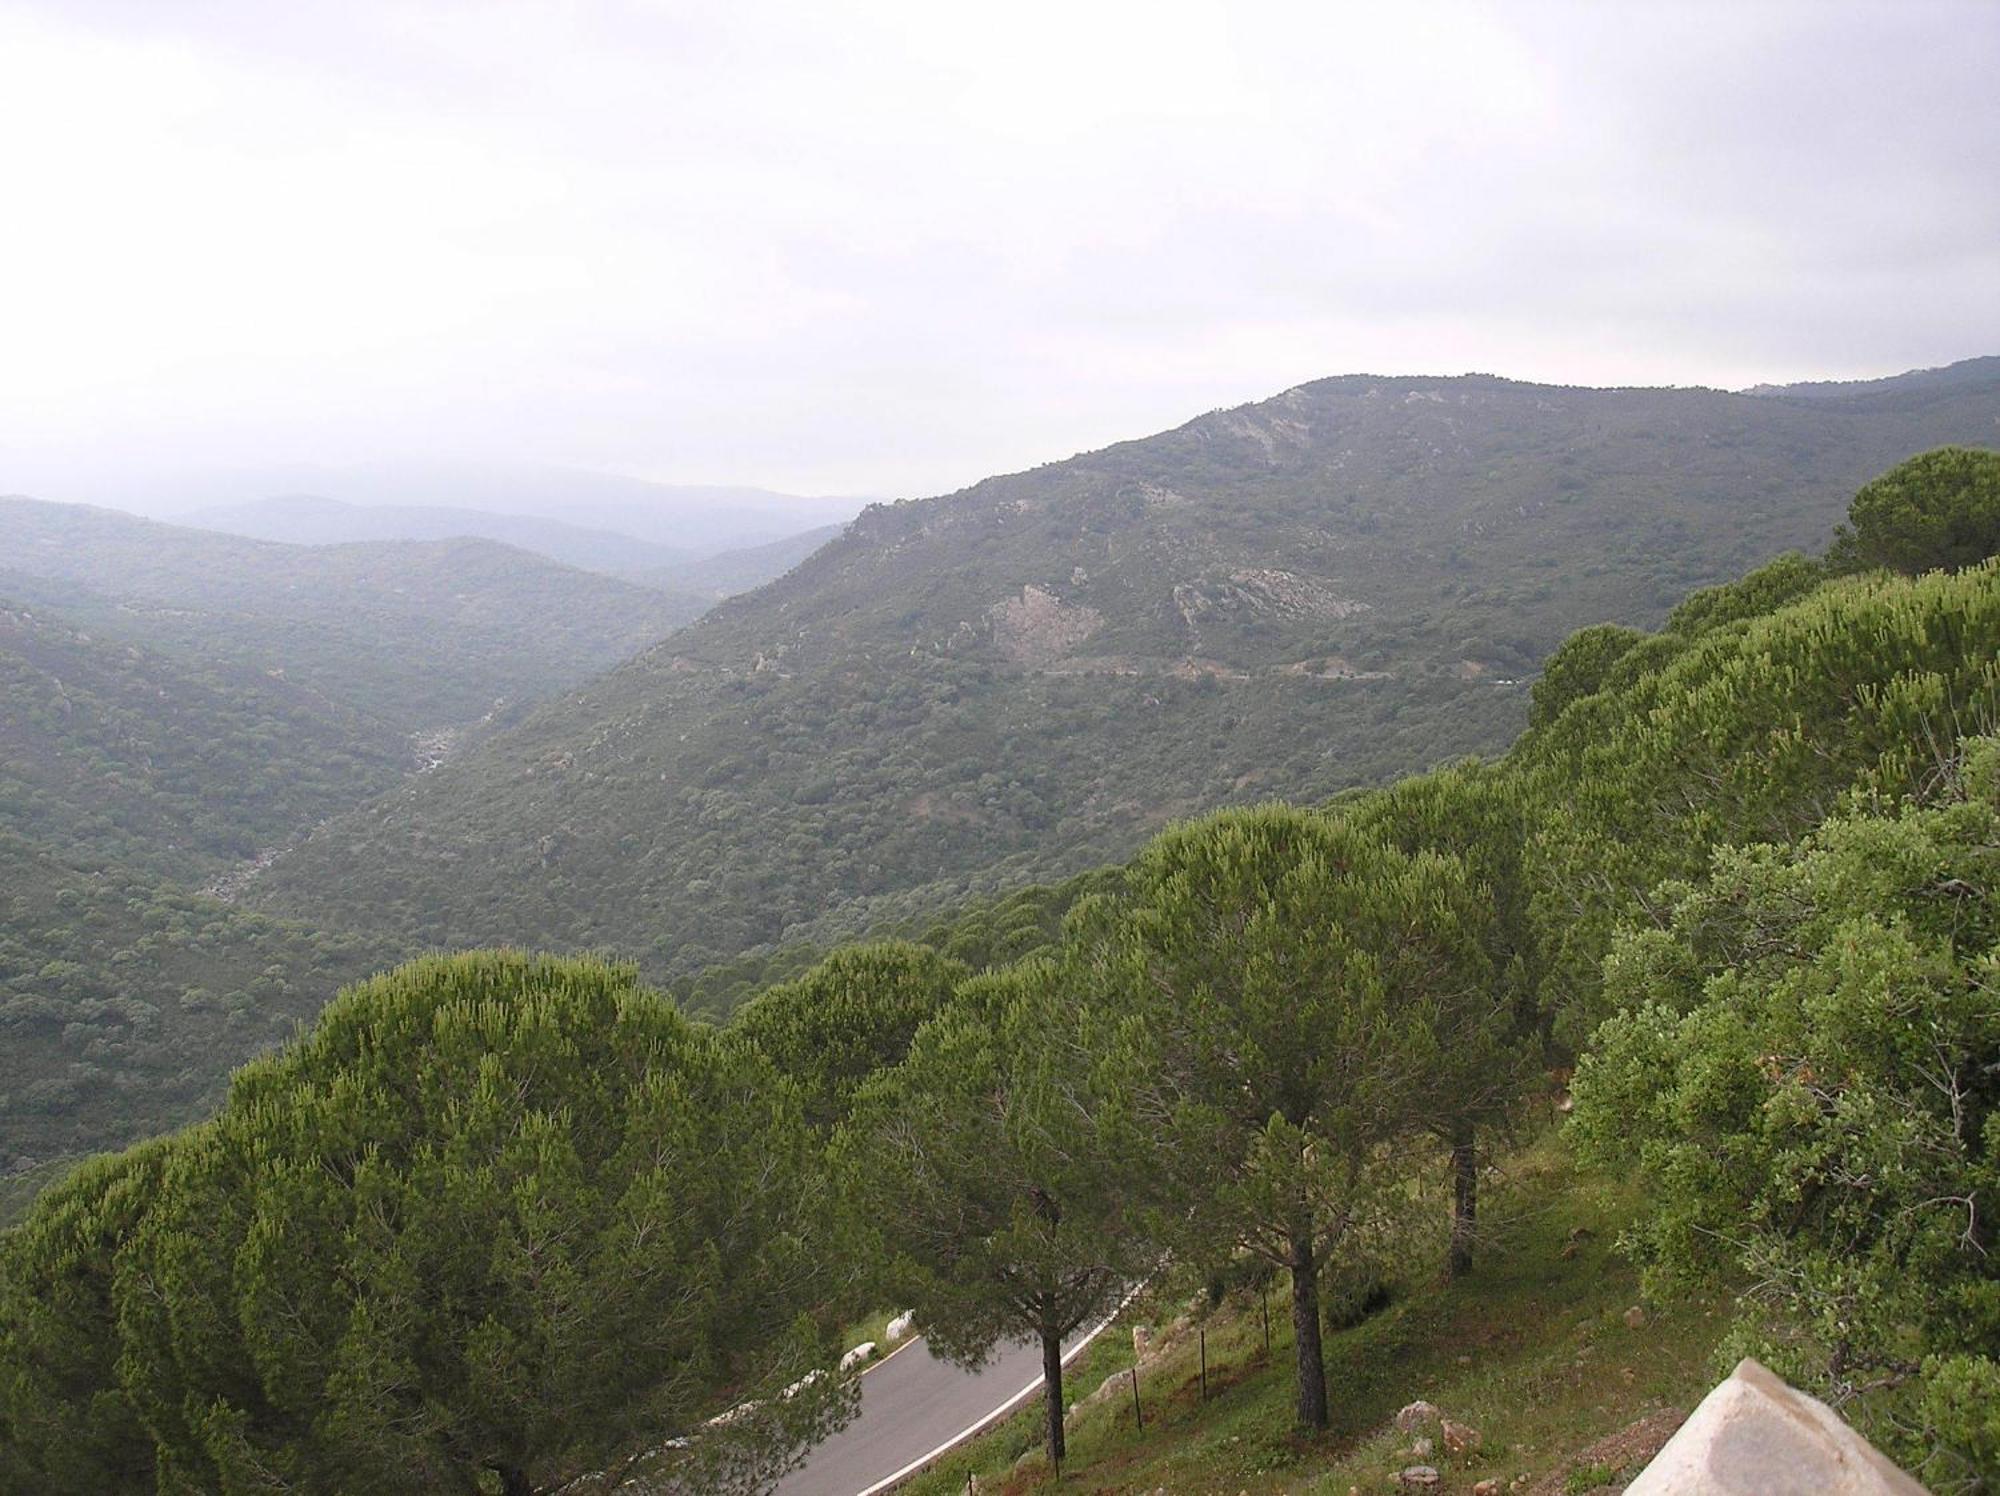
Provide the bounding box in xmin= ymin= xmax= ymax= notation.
xmin=1041 ymin=1327 xmax=1067 ymax=1467
xmin=1449 ymin=1125 xmax=1478 ymax=1278
xmin=1288 ymin=1218 xmax=1330 ymax=1429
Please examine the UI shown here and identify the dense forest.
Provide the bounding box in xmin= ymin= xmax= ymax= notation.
xmin=8 ymin=361 xmax=2000 ymax=1213
xmin=4 ymin=446 xmax=1996 ymax=1493
xmin=0 ymin=501 xmax=725 ymax=1181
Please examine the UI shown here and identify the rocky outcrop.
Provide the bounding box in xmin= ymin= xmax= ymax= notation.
xmin=1623 ymin=1359 xmax=1926 ymax=1495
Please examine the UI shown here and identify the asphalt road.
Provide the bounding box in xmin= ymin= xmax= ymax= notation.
xmin=773 ymin=1327 xmax=1099 ymax=1496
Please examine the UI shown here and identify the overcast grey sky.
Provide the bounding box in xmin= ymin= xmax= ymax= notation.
xmin=2 ymin=0 xmax=1997 ymax=504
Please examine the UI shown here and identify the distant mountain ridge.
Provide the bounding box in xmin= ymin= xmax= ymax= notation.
xmin=1741 ymin=354 xmax=2000 ymax=403
xmin=22 ymin=461 xmax=867 ymax=555
xmin=179 ymin=493 xmax=699 ymax=579
xmin=0 ymin=497 xmax=706 ymax=735
xmin=253 ymin=356 xmax=2000 ymax=976
xmin=178 ymin=492 xmax=853 ymax=596
xmin=640 ymin=524 xmax=848 ymax=599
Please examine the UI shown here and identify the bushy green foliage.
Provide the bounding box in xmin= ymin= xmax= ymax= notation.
xmin=7 ymin=953 xmax=851 ymax=1495
xmin=673 ymin=867 xmax=1122 ymax=1022
xmin=1661 ymin=551 xmax=1828 ymax=636
xmin=1520 ymin=560 xmax=2000 ymax=1041
xmin=1830 ymin=446 xmax=2000 ymax=575
xmin=1528 ymin=624 xmax=1647 ymax=729
xmin=0 ymin=1139 xmax=175 ymax=1493
xmin=734 ymin=941 xmax=967 ymax=1130
xmin=1346 ymin=762 xmax=1542 ymax=1272
xmin=1572 ymin=741 xmax=2000 ymax=1485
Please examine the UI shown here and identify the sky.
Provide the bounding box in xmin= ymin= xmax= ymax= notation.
xmin=1 ymin=0 xmax=1997 ymax=508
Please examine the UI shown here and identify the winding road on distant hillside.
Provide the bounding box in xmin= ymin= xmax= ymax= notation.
xmin=775 ymin=1320 xmax=1114 ymax=1495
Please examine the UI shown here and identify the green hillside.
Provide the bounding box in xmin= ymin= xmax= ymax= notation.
xmin=255 ymin=361 xmax=2000 ymax=976
xmin=0 ymin=599 xmax=404 ymax=880
xmin=0 ymin=498 xmax=707 ymax=735
xmin=0 ymin=833 xmax=393 ymax=1194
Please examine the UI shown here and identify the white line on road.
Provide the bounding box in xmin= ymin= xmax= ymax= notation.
xmin=849 ymin=1286 xmax=1144 ymax=1496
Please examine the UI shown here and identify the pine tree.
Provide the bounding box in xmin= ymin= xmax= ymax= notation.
xmin=102 ymin=951 xmax=850 ymax=1495
xmin=1095 ymin=804 xmax=1487 ymax=1428
xmin=839 ymin=960 xmax=1147 ymax=1469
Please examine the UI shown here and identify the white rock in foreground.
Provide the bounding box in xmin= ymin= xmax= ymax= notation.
xmin=1624 ymin=1358 xmax=1927 ymax=1496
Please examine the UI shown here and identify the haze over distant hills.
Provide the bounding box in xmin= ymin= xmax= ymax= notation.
xmin=0 ymin=497 xmax=706 ymax=735
xmin=178 ymin=494 xmax=700 ymax=579
xmin=253 ymin=357 xmax=2000 ymax=978
xmin=639 ymin=524 xmax=850 ymax=599
xmin=177 ymin=494 xmax=851 ymax=599
xmin=19 ymin=461 xmax=866 ymax=556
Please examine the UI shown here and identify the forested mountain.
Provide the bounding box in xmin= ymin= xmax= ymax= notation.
xmin=179 ymin=493 xmax=698 ymax=579
xmin=253 ymin=359 xmax=2000 ymax=975
xmin=0 ymin=500 xmax=721 ymax=1183
xmin=0 ymin=498 xmax=706 ymax=733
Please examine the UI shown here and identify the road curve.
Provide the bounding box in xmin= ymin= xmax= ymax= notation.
xmin=774 ymin=1323 xmax=1108 ymax=1496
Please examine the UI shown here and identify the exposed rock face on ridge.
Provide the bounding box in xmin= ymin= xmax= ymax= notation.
xmin=1623 ymin=1359 xmax=1927 ymax=1496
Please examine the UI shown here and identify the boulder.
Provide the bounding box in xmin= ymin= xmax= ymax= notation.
xmin=884 ymin=1310 xmax=917 ymax=1342
xmin=1394 ymin=1399 xmax=1444 ymax=1432
xmin=1442 ymin=1416 xmax=1482 ymax=1454
xmin=1396 ymin=1467 xmax=1441 ymax=1490
xmin=1623 ymin=1304 xmax=1648 ymax=1329
xmin=1623 ymin=1358 xmax=1927 ymax=1495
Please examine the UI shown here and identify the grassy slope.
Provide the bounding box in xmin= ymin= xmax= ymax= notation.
xmin=904 ymin=1130 xmax=1730 ymax=1496
xmin=252 ymin=363 xmax=2000 ymax=978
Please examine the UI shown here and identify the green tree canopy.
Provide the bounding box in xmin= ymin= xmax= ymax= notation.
xmin=1520 ymin=560 xmax=2000 ymax=1043
xmin=0 ymin=1139 xmax=176 ymax=1494
xmin=1572 ymin=739 xmax=2000 ymax=1486
xmin=1662 ymin=551 xmax=1828 ymax=638
xmin=1830 ymin=445 xmax=2000 ymax=575
xmin=1095 ymin=804 xmax=1488 ymax=1429
xmin=105 ymin=951 xmax=850 ymax=1496
xmin=839 ymin=960 xmax=1147 ymax=1468
xmin=1347 ymin=761 xmax=1541 ymax=1274
xmin=732 ymin=940 xmax=968 ymax=1131
xmin=1527 ymin=623 xmax=1648 ymax=729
